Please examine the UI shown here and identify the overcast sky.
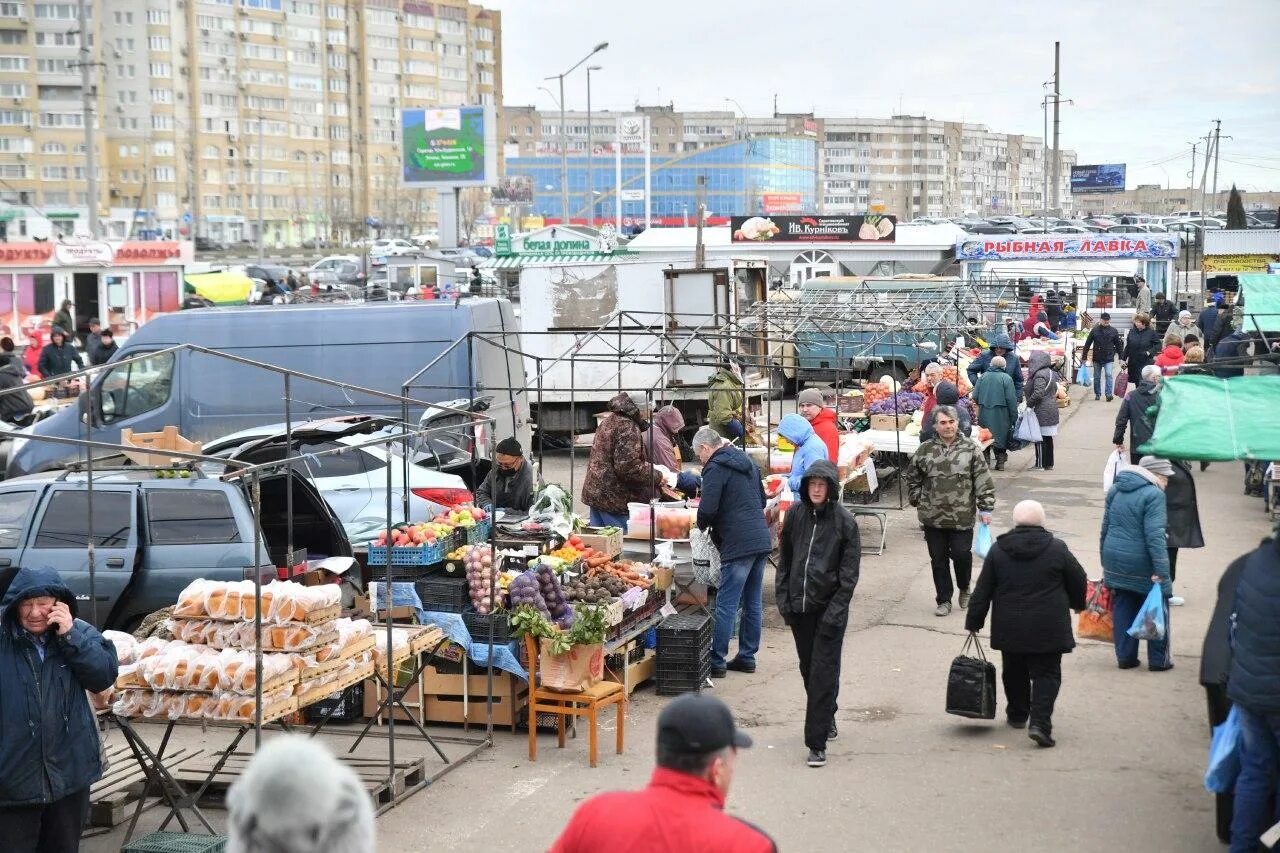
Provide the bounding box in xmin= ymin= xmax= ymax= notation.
xmin=486 ymin=0 xmax=1280 ymax=197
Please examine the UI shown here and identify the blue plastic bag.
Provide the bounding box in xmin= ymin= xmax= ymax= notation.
xmin=1205 ymin=705 xmax=1242 ymax=794
xmin=1076 ymin=363 xmax=1091 ymax=386
xmin=974 ymin=523 xmax=992 ymax=559
xmin=1126 ymin=582 xmax=1167 ymax=641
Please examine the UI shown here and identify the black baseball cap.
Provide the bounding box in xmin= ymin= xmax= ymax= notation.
xmin=657 ymin=694 xmax=752 ymax=754
xmin=1100 ymin=312 xmax=1111 ymax=320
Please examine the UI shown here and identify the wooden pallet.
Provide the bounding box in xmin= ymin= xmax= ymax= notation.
xmin=171 ymin=750 xmax=425 ymax=806
xmin=87 ymin=744 xmax=206 ymax=827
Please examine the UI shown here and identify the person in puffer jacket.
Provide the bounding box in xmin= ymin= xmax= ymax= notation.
xmin=966 ymin=331 xmax=1025 ymax=398
xmin=775 ymin=459 xmax=860 ymax=769
xmin=0 ymin=566 xmax=119 ymax=848
xmin=1024 ymin=350 xmax=1060 ymax=471
xmin=1101 ymin=457 xmax=1173 ymax=671
xmin=777 ymin=413 xmax=828 ymax=493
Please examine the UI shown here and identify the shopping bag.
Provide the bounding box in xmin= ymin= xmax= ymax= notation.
xmin=1075 ymin=363 xmax=1091 ymax=386
xmin=1113 ymin=371 xmax=1129 ymax=398
xmin=690 ymin=526 xmax=721 ymax=587
xmin=945 ymin=632 xmax=997 ymax=720
xmin=1205 ymin=705 xmax=1242 ymax=794
xmin=1013 ymin=409 xmax=1042 ymax=443
xmin=973 ymin=523 xmax=992 ymax=559
xmin=1076 ymin=580 xmax=1114 ymax=642
xmin=1126 ymin=582 xmax=1167 ymax=641
xmin=1102 ymin=449 xmax=1126 ymax=494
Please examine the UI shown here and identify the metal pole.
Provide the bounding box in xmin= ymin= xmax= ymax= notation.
xmin=251 ymin=471 xmax=263 ymax=747
xmin=586 ymin=68 xmax=595 ymax=227
xmin=643 ymin=116 xmax=651 ymax=230
xmin=559 ymin=74 xmax=567 ymax=224
xmin=1210 ymin=119 xmax=1222 ymax=212
xmin=85 ymin=396 xmax=96 ymax=627
xmin=257 ymin=115 xmax=265 ymax=263
xmin=284 ymin=375 xmax=293 ymax=579
xmin=77 ymin=0 xmax=97 ymax=237
xmin=1050 ymin=41 xmax=1061 ymax=217
xmin=615 ymin=123 xmax=622 ymax=231
xmin=1041 ymin=94 xmax=1048 ymax=232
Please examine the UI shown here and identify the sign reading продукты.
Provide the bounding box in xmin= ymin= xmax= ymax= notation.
xmin=956 ymin=235 xmax=1180 ymax=261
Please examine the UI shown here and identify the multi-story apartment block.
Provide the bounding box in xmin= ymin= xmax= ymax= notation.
xmin=0 ymin=0 xmax=500 ymax=244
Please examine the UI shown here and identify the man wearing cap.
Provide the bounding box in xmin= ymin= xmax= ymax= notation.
xmin=796 ymin=388 xmax=838 ymax=462
xmin=1101 ymin=456 xmax=1173 ymax=671
xmin=1152 ymin=292 xmax=1176 ymax=337
xmin=551 ymin=693 xmax=775 ymax=853
xmin=1080 ymin=311 xmax=1122 ymax=401
xmin=475 ymin=437 xmax=539 ymax=513
xmin=581 ymin=391 xmax=662 ymax=530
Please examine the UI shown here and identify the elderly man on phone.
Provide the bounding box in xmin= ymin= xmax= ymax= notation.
xmin=0 ymin=566 xmax=118 ymax=853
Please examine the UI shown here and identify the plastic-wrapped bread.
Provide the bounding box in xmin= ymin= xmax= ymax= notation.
xmin=134 ymin=636 xmax=175 ymax=660
xmin=115 ymin=663 xmax=147 ymax=690
xmin=333 ymin=618 xmax=373 ymax=653
xmin=184 ymin=693 xmax=213 ymax=719
xmin=174 ymin=579 xmax=213 ymax=618
xmin=103 ymin=630 xmax=138 ymax=665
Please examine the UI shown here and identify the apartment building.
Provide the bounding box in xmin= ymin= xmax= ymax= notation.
xmin=501 ymin=105 xmax=1075 ymax=222
xmin=0 ymin=0 xmax=500 ymax=244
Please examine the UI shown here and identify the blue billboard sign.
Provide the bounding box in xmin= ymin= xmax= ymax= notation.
xmin=1070 ymin=163 xmax=1126 ymax=194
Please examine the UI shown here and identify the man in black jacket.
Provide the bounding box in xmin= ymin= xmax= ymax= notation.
xmin=965 ymin=500 xmax=1087 ymax=748
xmin=1113 ymin=365 xmax=1162 ymax=464
xmin=475 ymin=437 xmax=539 ymax=512
xmin=775 ymin=458 xmax=860 ymax=769
xmin=1080 ymin=312 xmax=1122 ymax=401
xmin=0 ymin=357 xmax=33 ymax=424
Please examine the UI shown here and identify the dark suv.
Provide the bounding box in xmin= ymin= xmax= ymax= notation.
xmin=0 ymin=466 xmax=349 ymax=631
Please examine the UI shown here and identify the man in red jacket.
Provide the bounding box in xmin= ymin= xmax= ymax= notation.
xmin=797 ymin=388 xmax=838 ymax=462
xmin=551 ymin=694 xmax=776 ymax=853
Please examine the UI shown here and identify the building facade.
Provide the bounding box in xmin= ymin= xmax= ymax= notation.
xmin=501 ymin=105 xmax=1077 ymax=223
xmin=0 ymin=0 xmax=500 ymax=244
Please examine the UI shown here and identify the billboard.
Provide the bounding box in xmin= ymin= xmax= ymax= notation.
xmin=1070 ymin=163 xmax=1126 ymax=194
xmin=401 ymin=105 xmax=497 ymax=188
xmin=730 ymin=214 xmax=896 ymax=243
xmin=955 ymin=235 xmax=1179 ymax=261
xmin=761 ymin=193 xmax=803 ymax=214
xmin=491 ymin=175 xmax=533 ymax=205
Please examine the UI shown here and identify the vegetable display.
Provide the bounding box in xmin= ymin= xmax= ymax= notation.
xmin=867 ymin=390 xmax=926 ymax=415
xmin=862 ymin=382 xmax=891 ymax=405
xmin=464 ymin=545 xmax=499 ymax=614
xmin=507 ymin=572 xmax=551 ymax=620
xmin=509 ymin=603 xmax=608 ymax=656
xmin=536 ymin=562 xmax=574 ymax=629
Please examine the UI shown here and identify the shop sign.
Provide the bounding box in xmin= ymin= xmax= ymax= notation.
xmin=761 ymin=193 xmax=803 ymax=214
xmin=509 ymin=225 xmax=608 ymax=256
xmin=956 ymin=235 xmax=1179 ymax=261
xmin=54 ymin=241 xmax=114 ymax=266
xmin=494 ymin=224 xmax=512 ymax=256
xmin=731 ymin=214 xmax=897 ymax=243
xmin=0 ymin=243 xmax=54 ymax=265
xmin=616 ymin=116 xmax=646 ymax=145
xmin=116 ymin=241 xmax=183 ymax=264
xmin=1203 ymin=253 xmax=1280 ymax=273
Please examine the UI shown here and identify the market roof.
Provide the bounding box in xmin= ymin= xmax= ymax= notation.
xmin=1203 ymin=229 xmax=1280 ymax=255
xmin=625 ymin=222 xmax=965 ymax=252
xmin=1140 ymin=374 xmax=1280 ymax=461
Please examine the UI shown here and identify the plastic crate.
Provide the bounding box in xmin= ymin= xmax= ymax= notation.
xmin=122 ymin=832 xmax=228 ymax=853
xmin=416 ymin=575 xmax=468 ymax=613
xmin=657 ymin=612 xmax=714 ymax=649
xmin=658 ymin=644 xmax=710 ymax=668
xmin=368 ymin=539 xmax=448 ymax=566
xmin=656 ymin=660 xmax=711 ymax=696
xmin=367 ymin=563 xmax=443 ymax=583
xmin=465 ymin=519 xmax=493 ymax=545
xmin=462 ymin=608 xmax=512 ymax=645
xmin=303 ymin=682 xmax=364 ymax=725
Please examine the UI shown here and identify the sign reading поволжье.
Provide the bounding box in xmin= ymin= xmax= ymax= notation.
xmin=956 ymin=235 xmax=1179 ymax=261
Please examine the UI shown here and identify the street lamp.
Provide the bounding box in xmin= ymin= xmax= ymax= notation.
xmin=545 ymin=41 xmax=608 ymax=225
xmin=586 ymin=65 xmax=602 ymax=226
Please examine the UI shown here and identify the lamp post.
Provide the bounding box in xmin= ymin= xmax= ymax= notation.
xmin=545 ymin=42 xmax=608 ymax=226
xmin=586 ymin=65 xmax=601 ymax=226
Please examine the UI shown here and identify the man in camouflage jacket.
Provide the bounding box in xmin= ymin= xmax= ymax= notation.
xmin=581 ymin=391 xmax=662 ymax=529
xmin=903 ymin=405 xmax=997 ymax=616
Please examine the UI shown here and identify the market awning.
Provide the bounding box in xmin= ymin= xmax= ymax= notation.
xmin=1238 ymin=274 xmax=1280 ymax=332
xmin=977 ymin=259 xmax=1142 ymax=278
xmin=1139 ymin=374 xmax=1280 ymax=461
xmin=481 ymin=253 xmax=623 ymax=269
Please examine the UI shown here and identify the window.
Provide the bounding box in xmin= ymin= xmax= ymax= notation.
xmin=0 ymin=136 xmax=30 ymax=152
xmin=147 ymin=8 xmax=169 ymax=24
xmin=152 ymin=166 xmax=176 ymax=181
xmin=0 ymin=491 xmax=34 ymax=548
xmin=99 ymin=351 xmax=174 ymax=425
xmin=150 ymin=62 xmax=172 ymax=78
xmin=35 ymin=2 xmax=80 ymax=19
xmin=242 ymin=0 xmax=282 ymax=8
xmin=0 ymin=3 xmax=25 ymax=17
xmin=34 ymin=491 xmax=132 ymax=549
xmin=0 ymin=82 xmax=24 ymax=97
xmin=146 ymin=490 xmax=241 ymax=545
xmin=300 ymin=441 xmax=376 ymax=479
xmin=151 ymin=115 xmax=174 ymax=130
xmin=41 ymin=166 xmax=68 ymax=180
xmin=151 ymin=88 xmax=173 ymax=104
xmin=147 ymin=36 xmax=170 ymax=51
xmin=0 ymin=55 xmax=27 ymax=71
xmin=39 ymin=112 xmax=82 ymax=128
xmin=0 ymin=29 xmax=25 ymax=44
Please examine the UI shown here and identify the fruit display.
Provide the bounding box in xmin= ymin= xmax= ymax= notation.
xmin=372 ymin=521 xmax=454 ymax=548
xmin=463 ymin=545 xmax=499 ymax=614
xmin=434 ymin=506 xmax=487 ymax=529
xmin=868 ymin=390 xmax=926 ymax=415
xmin=549 ymin=542 xmax=598 ymax=562
xmin=862 ymin=382 xmax=891 ymax=406
xmin=653 ymin=507 xmax=695 ymax=540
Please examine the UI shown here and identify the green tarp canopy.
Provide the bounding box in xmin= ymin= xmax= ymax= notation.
xmin=1140 ymin=374 xmax=1280 ymax=461
xmin=1238 ymin=274 xmax=1280 ymax=333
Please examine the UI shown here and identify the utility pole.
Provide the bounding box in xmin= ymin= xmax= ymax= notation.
xmin=1209 ymin=119 xmax=1230 ymax=213
xmin=1199 ymin=131 xmax=1213 ymax=219
xmin=586 ymin=65 xmax=601 ymax=226
xmin=256 ymin=115 xmax=265 ymax=263
xmin=694 ymin=175 xmax=706 ymax=269
xmin=1184 ymin=142 xmax=1196 ymax=291
xmin=1050 ymin=41 xmax=1061 ymax=216
xmin=76 ymin=0 xmax=97 ymax=237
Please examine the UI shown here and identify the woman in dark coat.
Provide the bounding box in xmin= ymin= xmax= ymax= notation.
xmin=1024 ymin=350 xmax=1060 ymax=471
xmin=1121 ymin=313 xmax=1160 ymax=384
xmin=1164 ymin=458 xmax=1203 ymax=606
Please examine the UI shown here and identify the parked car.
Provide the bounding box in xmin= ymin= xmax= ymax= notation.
xmin=307 ymin=255 xmax=359 ymax=280
xmin=369 ymin=238 xmax=420 ymax=257
xmin=1051 ymin=225 xmax=1092 ymax=234
xmin=426 ymin=247 xmax=484 ymax=267
xmin=300 ymin=237 xmax=330 ymax=250
xmin=194 ymin=237 xmax=225 ymax=252
xmin=410 ymin=232 xmax=440 ymax=248
xmin=244 ymin=264 xmax=291 ymax=289
xmin=1164 ymin=221 xmax=1203 ymax=245
xmin=1176 ymin=216 xmax=1227 ymax=229
xmin=202 ymin=414 xmax=478 ymax=545
xmin=0 ymin=465 xmax=349 ymax=630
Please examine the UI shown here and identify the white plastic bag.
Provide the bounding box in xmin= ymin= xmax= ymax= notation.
xmin=1102 ymin=449 xmax=1126 ymax=494
xmin=690 ymin=526 xmax=721 ymax=587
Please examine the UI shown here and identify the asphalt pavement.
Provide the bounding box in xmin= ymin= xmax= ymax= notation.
xmin=84 ymin=382 xmax=1274 ymax=852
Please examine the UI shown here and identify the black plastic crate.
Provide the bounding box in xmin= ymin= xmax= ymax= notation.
xmin=658 ymin=644 xmax=710 ymax=667
xmin=303 ymin=682 xmax=364 ymax=725
xmin=656 ymin=662 xmax=711 ymax=696
xmin=462 ymin=608 xmax=512 ymax=645
xmin=416 ymin=575 xmax=468 ymax=613
xmin=657 ymin=612 xmax=713 ymax=650
xmin=369 ymin=563 xmax=444 ymax=583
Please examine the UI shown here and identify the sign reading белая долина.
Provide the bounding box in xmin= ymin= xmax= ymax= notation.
xmin=730 ymin=214 xmax=897 ymax=243
xmin=956 ymin=235 xmax=1180 ymax=261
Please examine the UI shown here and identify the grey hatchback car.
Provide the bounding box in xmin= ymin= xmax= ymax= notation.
xmin=0 ymin=466 xmax=351 ymax=631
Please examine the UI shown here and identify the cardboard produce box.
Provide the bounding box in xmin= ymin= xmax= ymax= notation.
xmin=870 ymin=414 xmax=912 ymax=431
xmin=574 ymin=526 xmax=623 ymax=557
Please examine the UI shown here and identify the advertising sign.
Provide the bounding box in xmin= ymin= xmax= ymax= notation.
xmin=491 ymin=175 xmax=533 ymax=205
xmin=1070 ymin=164 xmax=1127 ymax=194
xmin=730 ymin=214 xmax=897 ymax=243
xmin=1203 ymin=254 xmax=1280 ymax=273
xmin=401 ymin=105 xmax=497 ymax=188
xmin=616 ymin=116 xmax=646 ymax=145
xmin=761 ymin=193 xmax=803 ymax=214
xmin=956 ymin=235 xmax=1179 ymax=261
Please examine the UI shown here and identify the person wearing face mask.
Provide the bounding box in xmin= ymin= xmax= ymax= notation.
xmin=0 ymin=566 xmax=119 ymax=852
xmin=1101 ymin=456 xmax=1174 ymax=672
xmin=475 ymin=437 xmax=539 ymax=513
xmin=551 ymin=693 xmax=774 ymax=853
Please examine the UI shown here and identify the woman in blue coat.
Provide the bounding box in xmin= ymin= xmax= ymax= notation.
xmin=778 ymin=413 xmax=830 ymax=493
xmin=1100 ymin=457 xmax=1173 ymax=671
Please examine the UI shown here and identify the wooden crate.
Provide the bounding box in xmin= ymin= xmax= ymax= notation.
xmin=87 ymin=744 xmax=206 ymax=827
xmin=363 ymin=666 xmax=528 ymax=730
xmin=120 ymin=426 xmax=203 ymax=467
xmin=296 ymin=661 xmax=374 ymax=709
xmin=575 ymin=526 xmax=623 ymax=557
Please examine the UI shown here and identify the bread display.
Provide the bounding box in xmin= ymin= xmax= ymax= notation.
xmin=171 ymin=579 xmax=340 ymax=624
xmin=103 ymin=630 xmax=138 ymax=666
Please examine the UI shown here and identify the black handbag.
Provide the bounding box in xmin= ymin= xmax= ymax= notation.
xmin=946 ymin=632 xmax=997 ymax=720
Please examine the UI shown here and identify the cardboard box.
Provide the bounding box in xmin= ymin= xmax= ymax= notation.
xmin=575 ymin=526 xmax=623 ymax=557
xmin=870 ymin=414 xmax=912 ymax=431
xmin=353 ymin=594 xmax=416 ymax=623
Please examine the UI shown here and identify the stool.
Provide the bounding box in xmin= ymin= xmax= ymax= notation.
xmin=850 ymin=509 xmax=888 ymax=555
